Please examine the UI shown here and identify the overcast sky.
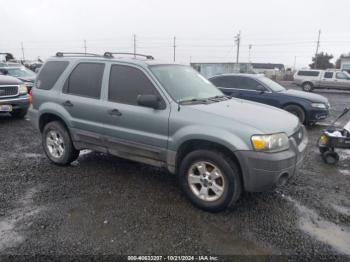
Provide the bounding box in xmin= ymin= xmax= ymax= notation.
xmin=2 ymin=0 xmax=350 ymax=68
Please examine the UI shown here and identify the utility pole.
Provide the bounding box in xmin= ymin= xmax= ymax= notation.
xmin=21 ymin=42 xmax=25 ymax=61
xmin=83 ymin=40 xmax=87 ymax=55
xmin=293 ymin=56 xmax=297 ymax=72
xmin=133 ymin=34 xmax=136 ymax=58
xmin=173 ymin=36 xmax=176 ymax=62
xmin=235 ymin=31 xmax=241 ymax=64
xmin=314 ymin=30 xmax=321 ymax=69
xmin=248 ymin=44 xmax=252 ymax=63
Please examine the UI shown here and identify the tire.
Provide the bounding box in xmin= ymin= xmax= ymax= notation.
xmin=322 ymin=151 xmax=339 ymax=165
xmin=283 ymin=104 xmax=306 ymax=124
xmin=178 ymin=150 xmax=242 ymax=212
xmin=318 ymin=147 xmax=329 ymax=154
xmin=42 ymin=121 xmax=80 ymax=166
xmin=302 ymin=82 xmax=313 ymax=92
xmin=10 ymin=108 xmax=28 ymax=119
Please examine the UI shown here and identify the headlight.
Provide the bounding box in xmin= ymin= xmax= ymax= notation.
xmin=19 ymin=84 xmax=28 ymax=95
xmin=311 ymin=103 xmax=326 ymax=109
xmin=251 ymin=133 xmax=289 ymax=152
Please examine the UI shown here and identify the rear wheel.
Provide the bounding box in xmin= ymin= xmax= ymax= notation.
xmin=283 ymin=104 xmax=306 ymax=124
xmin=302 ymin=82 xmax=313 ymax=92
xmin=178 ymin=150 xmax=242 ymax=212
xmin=10 ymin=108 xmax=28 ymax=118
xmin=42 ymin=121 xmax=79 ymax=165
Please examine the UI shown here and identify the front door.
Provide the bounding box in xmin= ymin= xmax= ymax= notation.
xmin=101 ymin=63 xmax=170 ymax=164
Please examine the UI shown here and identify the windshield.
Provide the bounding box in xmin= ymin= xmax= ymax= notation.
xmin=7 ymin=68 xmax=35 ymax=78
xmin=258 ymin=77 xmax=286 ymax=92
xmin=150 ymin=65 xmax=223 ymax=102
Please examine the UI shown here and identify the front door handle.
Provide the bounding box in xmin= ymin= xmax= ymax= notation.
xmin=108 ymin=108 xmax=122 ymax=116
xmin=63 ymin=100 xmax=74 ymax=107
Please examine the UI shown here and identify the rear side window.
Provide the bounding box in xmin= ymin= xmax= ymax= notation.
xmin=65 ymin=63 xmax=105 ymax=99
xmin=37 ymin=61 xmax=69 ymax=90
xmin=324 ymin=72 xmax=333 ymax=79
xmin=297 ymin=70 xmax=320 ymax=77
xmin=108 ymin=65 xmax=159 ymax=105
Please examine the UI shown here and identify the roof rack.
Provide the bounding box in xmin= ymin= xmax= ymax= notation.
xmin=55 ymin=52 xmax=101 ymax=57
xmin=103 ymin=52 xmax=154 ymax=60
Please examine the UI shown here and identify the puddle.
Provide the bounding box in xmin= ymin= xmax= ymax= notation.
xmin=23 ymin=153 xmax=45 ymax=158
xmin=284 ymin=196 xmax=350 ymax=255
xmin=79 ymin=149 xmax=92 ymax=156
xmin=332 ymin=204 xmax=350 ymax=216
xmin=0 ymin=187 xmax=42 ymax=252
xmin=339 ymin=169 xmax=350 ymax=176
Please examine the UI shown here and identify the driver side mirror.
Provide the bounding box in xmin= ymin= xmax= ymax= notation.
xmin=137 ymin=94 xmax=162 ymax=109
xmin=256 ymin=85 xmax=266 ymax=93
xmin=0 ymin=69 xmax=8 ymax=75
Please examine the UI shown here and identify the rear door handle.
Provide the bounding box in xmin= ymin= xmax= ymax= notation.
xmin=63 ymin=100 xmax=74 ymax=107
xmin=108 ymin=108 xmax=122 ymax=116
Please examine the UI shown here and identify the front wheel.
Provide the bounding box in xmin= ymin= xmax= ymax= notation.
xmin=42 ymin=121 xmax=80 ymax=166
xmin=178 ymin=150 xmax=242 ymax=212
xmin=322 ymin=151 xmax=339 ymax=165
xmin=283 ymin=104 xmax=306 ymax=124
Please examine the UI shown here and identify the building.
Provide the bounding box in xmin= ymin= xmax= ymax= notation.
xmin=340 ymin=57 xmax=350 ymax=73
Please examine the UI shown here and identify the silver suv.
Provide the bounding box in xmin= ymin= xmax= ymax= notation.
xmin=29 ymin=52 xmax=308 ymax=212
xmin=294 ymin=69 xmax=350 ymax=91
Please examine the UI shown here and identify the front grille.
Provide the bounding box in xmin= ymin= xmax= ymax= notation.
xmin=291 ymin=126 xmax=304 ymax=145
xmin=0 ymin=85 xmax=19 ymax=98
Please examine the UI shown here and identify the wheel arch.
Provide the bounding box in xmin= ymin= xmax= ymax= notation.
xmin=175 ymin=139 xmax=244 ymax=184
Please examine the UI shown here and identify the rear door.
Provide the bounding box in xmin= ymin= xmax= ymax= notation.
xmin=60 ymin=62 xmax=107 ymax=147
xmin=101 ymin=63 xmax=171 ymax=163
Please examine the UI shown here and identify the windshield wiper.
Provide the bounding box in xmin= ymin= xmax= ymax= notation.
xmin=207 ymin=95 xmax=231 ymax=101
xmin=177 ymin=98 xmax=210 ymax=105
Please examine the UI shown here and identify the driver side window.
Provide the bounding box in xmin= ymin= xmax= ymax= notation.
xmin=336 ymin=72 xmax=348 ymax=80
xmin=239 ymin=77 xmax=265 ymax=91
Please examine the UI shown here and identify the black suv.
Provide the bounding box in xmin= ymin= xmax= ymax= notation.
xmin=0 ymin=74 xmax=30 ymax=118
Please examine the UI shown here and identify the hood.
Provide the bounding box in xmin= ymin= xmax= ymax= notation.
xmin=281 ymin=89 xmax=328 ymax=103
xmin=188 ymin=98 xmax=300 ymax=136
xmin=17 ymin=76 xmax=35 ymax=83
xmin=0 ymin=75 xmax=22 ymax=85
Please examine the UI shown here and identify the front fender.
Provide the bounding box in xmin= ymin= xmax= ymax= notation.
xmin=169 ymin=125 xmax=250 ymax=152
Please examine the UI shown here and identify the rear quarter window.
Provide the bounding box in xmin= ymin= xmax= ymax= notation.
xmin=36 ymin=61 xmax=69 ymax=90
xmin=297 ymin=70 xmax=320 ymax=77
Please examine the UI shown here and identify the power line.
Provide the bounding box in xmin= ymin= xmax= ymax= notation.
xmin=314 ymin=30 xmax=321 ymax=69
xmin=133 ymin=34 xmax=137 ymax=58
xmin=21 ymin=42 xmax=25 ymax=60
xmin=173 ymin=36 xmax=176 ymax=62
xmin=235 ymin=31 xmax=241 ymax=63
xmin=83 ymin=40 xmax=87 ymax=54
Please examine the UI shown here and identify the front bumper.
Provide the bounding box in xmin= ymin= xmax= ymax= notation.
xmin=0 ymin=95 xmax=30 ymax=112
xmin=235 ymin=126 xmax=308 ymax=192
xmin=307 ymin=108 xmax=329 ymax=122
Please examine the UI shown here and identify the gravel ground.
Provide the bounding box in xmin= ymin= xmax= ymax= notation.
xmin=0 ymin=83 xmax=349 ymax=261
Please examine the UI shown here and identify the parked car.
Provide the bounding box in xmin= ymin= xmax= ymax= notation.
xmin=29 ymin=52 xmax=307 ymax=212
xmin=209 ymin=73 xmax=330 ymax=126
xmin=293 ymin=69 xmax=350 ymax=92
xmin=0 ymin=74 xmax=30 ymax=118
xmin=0 ymin=66 xmax=36 ymax=92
